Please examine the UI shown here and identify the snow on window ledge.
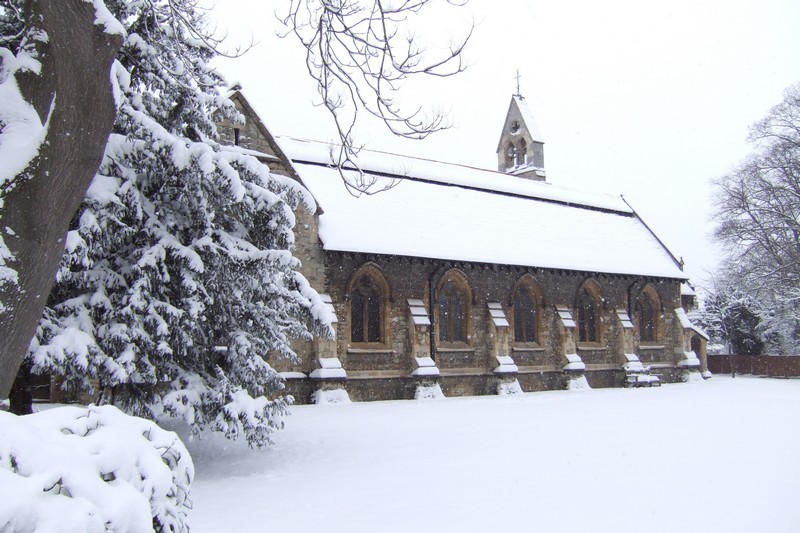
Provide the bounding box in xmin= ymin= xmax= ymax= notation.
xmin=347 ymin=347 xmax=394 ymax=354
xmin=411 ymin=366 xmax=440 ymax=377
xmin=576 ymin=344 xmax=607 ymax=352
xmin=279 ymin=371 xmax=308 ymax=380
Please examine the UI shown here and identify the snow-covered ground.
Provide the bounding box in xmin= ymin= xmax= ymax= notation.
xmin=181 ymin=377 xmax=800 ymax=533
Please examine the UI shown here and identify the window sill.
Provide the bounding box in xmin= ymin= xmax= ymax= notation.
xmin=649 ymin=363 xmax=674 ymax=369
xmin=438 ymin=367 xmax=486 ymax=376
xmin=437 ymin=346 xmax=475 ymax=353
xmin=513 ymin=345 xmax=545 ymax=352
xmin=347 ymin=370 xmax=404 ymax=379
xmin=347 ymin=347 xmax=393 ymax=354
xmin=517 ymin=365 xmax=560 ymax=373
xmin=584 ymin=363 xmax=620 ymax=371
xmin=638 ymin=344 xmax=665 ymax=350
xmin=577 ymin=344 xmax=607 ymax=352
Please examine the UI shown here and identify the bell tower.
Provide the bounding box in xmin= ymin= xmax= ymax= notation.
xmin=496 ymin=94 xmax=545 ymax=181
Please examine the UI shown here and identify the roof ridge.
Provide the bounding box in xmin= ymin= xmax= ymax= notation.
xmin=277 ymin=135 xmax=628 ymax=213
xmin=277 ymin=135 xmax=519 ymax=176
xmin=294 ymin=158 xmax=633 ymax=217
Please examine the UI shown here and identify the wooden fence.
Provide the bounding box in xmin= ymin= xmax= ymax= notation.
xmin=708 ymin=354 xmax=800 ymax=377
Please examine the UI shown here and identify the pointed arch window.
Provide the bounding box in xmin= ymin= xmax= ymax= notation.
xmin=517 ymin=138 xmax=527 ymax=167
xmin=636 ymin=290 xmax=659 ymax=343
xmin=351 ymin=276 xmax=383 ymax=343
xmin=512 ymin=286 xmax=538 ymax=343
xmin=690 ymin=335 xmax=702 ymax=356
xmin=577 ymin=287 xmax=600 ymax=343
xmin=438 ymin=279 xmax=468 ymax=343
xmin=505 ymin=142 xmax=516 ymax=168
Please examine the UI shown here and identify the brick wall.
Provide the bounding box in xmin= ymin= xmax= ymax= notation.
xmin=708 ymin=354 xmax=800 ymax=377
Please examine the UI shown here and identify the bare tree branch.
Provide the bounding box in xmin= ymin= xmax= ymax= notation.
xmin=712 ymin=83 xmax=800 ymax=327
xmin=279 ymin=0 xmax=473 ymax=194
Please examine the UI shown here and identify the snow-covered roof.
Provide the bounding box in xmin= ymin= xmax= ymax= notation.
xmin=513 ymin=95 xmax=545 ymax=143
xmin=495 ymin=95 xmax=545 ymax=155
xmin=225 ymin=144 xmax=280 ymax=162
xmin=675 ymin=308 xmax=710 ymax=340
xmin=282 ymin=137 xmax=630 ymax=211
xmin=679 ymin=351 xmax=702 ymax=367
xmin=277 ymin=137 xmax=686 ymax=280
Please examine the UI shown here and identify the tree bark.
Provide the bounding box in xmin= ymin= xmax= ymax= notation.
xmin=0 ymin=0 xmax=122 ymax=399
xmin=9 ymin=360 xmax=33 ymax=415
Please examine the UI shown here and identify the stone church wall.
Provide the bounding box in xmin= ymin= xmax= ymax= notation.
xmin=217 ymin=100 xmax=273 ymax=155
xmin=213 ymin=90 xmax=696 ymax=404
xmin=280 ymin=250 xmax=685 ymax=403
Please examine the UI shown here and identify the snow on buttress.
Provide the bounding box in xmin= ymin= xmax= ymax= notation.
xmin=277 ymin=137 xmax=685 ymax=279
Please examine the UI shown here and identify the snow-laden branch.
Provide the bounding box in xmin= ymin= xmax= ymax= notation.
xmin=0 ymin=405 xmax=193 ymax=531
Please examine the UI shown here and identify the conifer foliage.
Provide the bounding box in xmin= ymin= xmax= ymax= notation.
xmin=26 ymin=0 xmax=328 ymax=447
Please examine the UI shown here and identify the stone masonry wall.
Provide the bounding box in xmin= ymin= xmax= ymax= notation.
xmin=281 ymin=251 xmax=685 ymax=402
xmin=217 ymin=99 xmax=273 ymax=155
xmin=214 ymin=93 xmax=689 ymax=403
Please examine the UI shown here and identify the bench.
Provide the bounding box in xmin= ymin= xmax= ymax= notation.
xmin=626 ymin=373 xmax=661 ymax=387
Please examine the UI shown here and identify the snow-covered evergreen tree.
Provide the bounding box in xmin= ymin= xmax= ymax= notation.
xmin=1 ymin=405 xmax=194 ymax=531
xmin=696 ymin=284 xmax=765 ymax=356
xmin=26 ymin=0 xmax=329 ymax=447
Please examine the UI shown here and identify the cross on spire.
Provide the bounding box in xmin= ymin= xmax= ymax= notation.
xmin=514 ymin=69 xmax=522 ymax=97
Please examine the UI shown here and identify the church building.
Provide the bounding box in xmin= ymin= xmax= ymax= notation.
xmin=218 ymin=90 xmax=709 ymax=403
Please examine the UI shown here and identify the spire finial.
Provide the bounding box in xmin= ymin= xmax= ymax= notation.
xmin=514 ymin=69 xmax=522 ymax=97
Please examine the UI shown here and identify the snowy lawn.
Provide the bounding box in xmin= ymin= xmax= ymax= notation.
xmin=181 ymin=377 xmax=800 ymax=533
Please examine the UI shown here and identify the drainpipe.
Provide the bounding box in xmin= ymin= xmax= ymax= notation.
xmin=429 ymin=265 xmax=440 ymax=362
xmin=626 ymin=279 xmax=638 ymax=318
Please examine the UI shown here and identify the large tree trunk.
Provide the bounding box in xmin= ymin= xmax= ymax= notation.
xmin=8 ymin=360 xmax=34 ymax=415
xmin=0 ymin=0 xmax=122 ymax=399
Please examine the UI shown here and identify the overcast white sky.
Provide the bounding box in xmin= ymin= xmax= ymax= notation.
xmin=209 ymin=0 xmax=800 ymax=287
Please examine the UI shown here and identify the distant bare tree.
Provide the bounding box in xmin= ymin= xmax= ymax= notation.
xmin=714 ymin=84 xmax=800 ymax=298
xmin=712 ymin=83 xmax=800 ymax=353
xmin=281 ymin=0 xmax=472 ymax=193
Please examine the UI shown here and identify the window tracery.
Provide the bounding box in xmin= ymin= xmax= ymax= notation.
xmin=512 ymin=282 xmax=539 ymax=344
xmin=348 ymin=266 xmax=389 ymax=344
xmin=517 ymin=138 xmax=527 ymax=166
xmin=577 ymin=285 xmax=601 ymax=343
xmin=636 ymin=287 xmax=660 ymax=343
xmin=437 ymin=272 xmax=470 ymax=344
